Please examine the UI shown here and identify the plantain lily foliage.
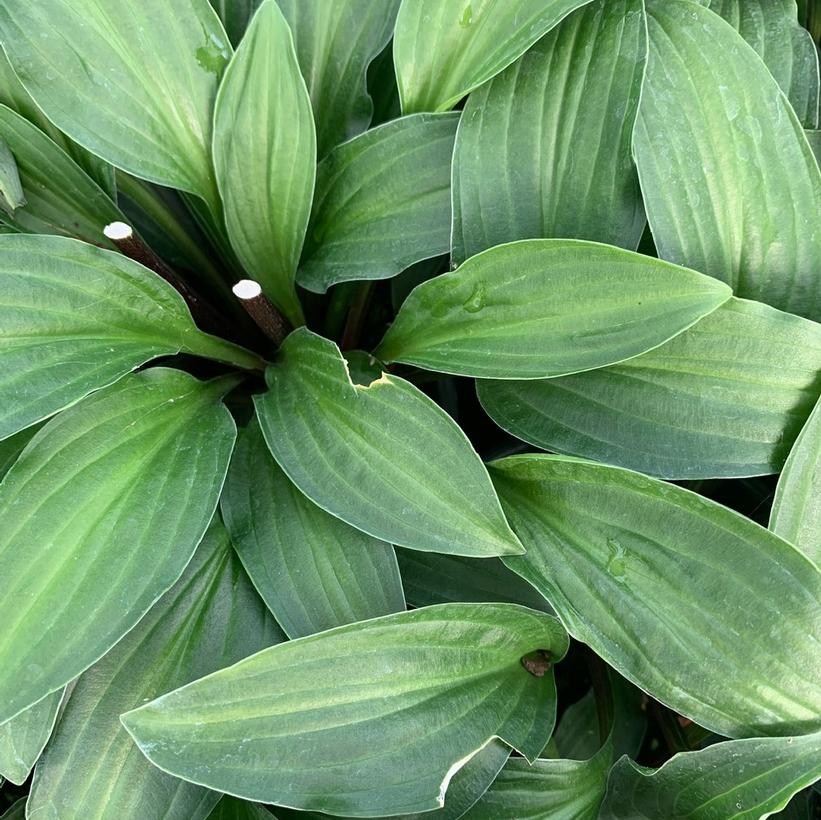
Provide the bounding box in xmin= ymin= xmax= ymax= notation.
xmin=0 ymin=0 xmax=819 ymax=817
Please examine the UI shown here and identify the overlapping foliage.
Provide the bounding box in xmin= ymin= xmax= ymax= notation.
xmin=0 ymin=0 xmax=819 ymax=817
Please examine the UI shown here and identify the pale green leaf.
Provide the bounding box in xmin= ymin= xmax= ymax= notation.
xmin=213 ymin=0 xmax=314 ymax=324
xmin=705 ymin=0 xmax=820 ymax=128
xmin=28 ymin=519 xmax=283 ymax=820
xmin=276 ymin=0 xmax=401 ymax=158
xmin=635 ymin=0 xmax=821 ymax=319
xmin=0 ymin=233 xmax=261 ymax=441
xmin=0 ymin=135 xmax=23 ymax=213
xmin=297 ymin=113 xmax=458 ymax=294
xmin=396 ymin=549 xmax=552 ymax=612
xmin=0 ymin=0 xmax=231 ymax=215
xmin=254 ymin=328 xmax=523 ymax=557
xmin=477 ymin=298 xmax=821 ymax=479
xmin=770 ymin=396 xmax=821 ymax=565
xmin=377 ymin=239 xmax=731 ymax=379
xmin=0 ymin=368 xmax=237 ymax=723
xmin=0 ymin=105 xmax=124 ymax=246
xmin=451 ymin=0 xmax=647 ymax=264
xmin=463 ymin=740 xmax=612 ymax=820
xmin=0 ymin=688 xmax=63 ymax=784
xmin=123 ymin=604 xmax=569 ymax=816
xmin=599 ymin=732 xmax=821 ymax=819
xmin=393 ymin=0 xmax=594 ymax=113
xmin=221 ymin=418 xmax=406 ymax=639
xmin=491 ymin=455 xmax=821 ymax=738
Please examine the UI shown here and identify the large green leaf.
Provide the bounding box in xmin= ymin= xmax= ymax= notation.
xmin=705 ymin=0 xmax=820 ymax=128
xmin=377 ymin=239 xmax=731 ymax=379
xmin=771 ymin=396 xmax=821 ymax=565
xmin=462 ymin=741 xmax=612 ymax=820
xmin=276 ymin=0 xmax=401 ymax=158
xmin=0 ymin=0 xmax=230 ymax=215
xmin=0 ymin=135 xmax=23 ymax=213
xmin=123 ymin=604 xmax=569 ymax=816
xmin=599 ymin=732 xmax=821 ymax=819
xmin=451 ymin=0 xmax=646 ymax=264
xmin=297 ymin=113 xmax=458 ymax=293
xmin=221 ymin=418 xmax=406 ymax=639
xmin=0 ymin=368 xmax=237 ymax=724
xmin=27 ymin=520 xmax=283 ymax=820
xmin=478 ymin=298 xmax=821 ymax=479
xmin=213 ymin=0 xmax=314 ymax=324
xmin=0 ymin=689 xmax=63 ymax=784
xmin=396 ymin=549 xmax=552 ymax=612
xmin=635 ymin=0 xmax=821 ymax=320
xmin=491 ymin=455 xmax=821 ymax=738
xmin=0 ymin=105 xmax=124 ymax=245
xmin=393 ymin=0 xmax=594 ymax=113
xmin=254 ymin=328 xmax=522 ymax=557
xmin=0 ymin=233 xmax=261 ymax=441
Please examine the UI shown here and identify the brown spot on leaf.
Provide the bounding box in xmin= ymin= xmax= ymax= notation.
xmin=521 ymin=650 xmax=552 ymax=677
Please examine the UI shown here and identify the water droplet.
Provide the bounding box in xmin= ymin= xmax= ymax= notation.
xmin=735 ymin=803 xmax=742 ymax=810
xmin=606 ymin=538 xmax=627 ymax=581
xmin=459 ymin=4 xmax=473 ymax=27
xmin=462 ymin=282 xmax=486 ymax=313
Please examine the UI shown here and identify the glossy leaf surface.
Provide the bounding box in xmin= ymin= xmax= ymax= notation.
xmin=492 ymin=455 xmax=821 ymax=738
xmin=123 ymin=604 xmax=569 ymax=816
xmin=0 ymin=369 xmax=236 ymax=723
xmin=255 ymin=328 xmax=522 ymax=557
xmin=478 ymin=298 xmax=821 ymax=479
xmin=378 ymin=240 xmax=731 ymax=379
xmin=0 ymin=690 xmax=63 ymax=785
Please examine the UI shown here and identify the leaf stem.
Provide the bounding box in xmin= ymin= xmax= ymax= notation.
xmin=232 ymin=280 xmax=292 ymax=347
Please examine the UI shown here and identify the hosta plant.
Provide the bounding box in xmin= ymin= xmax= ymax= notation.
xmin=0 ymin=0 xmax=820 ymax=818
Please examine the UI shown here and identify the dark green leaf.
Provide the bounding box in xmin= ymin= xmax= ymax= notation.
xmin=491 ymin=455 xmax=821 ymax=738
xmin=298 ymin=113 xmax=458 ymax=293
xmin=0 ymin=233 xmax=261 ymax=441
xmin=209 ymin=0 xmax=260 ymax=45
xmin=0 ymin=368 xmax=237 ymax=723
xmin=221 ymin=418 xmax=406 ymax=638
xmin=0 ymin=0 xmax=231 ymax=215
xmin=0 ymin=800 xmax=25 ymax=820
xmin=208 ymin=797 xmax=275 ymax=820
xmin=377 ymin=239 xmax=731 ymax=379
xmin=0 ymin=422 xmax=39 ymax=480
xmin=451 ymin=0 xmax=646 ymax=263
xmin=599 ymin=732 xmax=821 ymax=819
xmin=213 ymin=0 xmax=314 ymax=324
xmin=28 ymin=519 xmax=283 ymax=820
xmin=123 ymin=604 xmax=569 ymax=816
xmin=254 ymin=328 xmax=523 ymax=557
xmin=478 ymin=298 xmax=821 ymax=479
xmin=276 ymin=0 xmax=401 ymax=158
xmin=0 ymin=135 xmax=24 ymax=213
xmin=635 ymin=0 xmax=821 ymax=319
xmin=393 ymin=0 xmax=594 ymax=113
xmin=0 ymin=689 xmax=63 ymax=784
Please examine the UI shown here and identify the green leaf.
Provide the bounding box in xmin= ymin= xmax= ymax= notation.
xmin=635 ymin=0 xmax=821 ymax=320
xmin=0 ymin=233 xmax=261 ymax=441
xmin=276 ymin=0 xmax=402 ymax=159
xmin=0 ymin=105 xmax=124 ymax=246
xmin=209 ymin=0 xmax=260 ymax=45
xmin=0 ymin=368 xmax=237 ymax=724
xmin=123 ymin=604 xmax=569 ymax=816
xmin=478 ymin=298 xmax=821 ymax=479
xmin=208 ymin=797 xmax=275 ymax=820
xmin=599 ymin=732 xmax=821 ymax=820
xmin=0 ymin=423 xmax=40 ymax=479
xmin=463 ymin=740 xmax=612 ymax=820
xmin=0 ymin=0 xmax=231 ymax=215
xmin=377 ymin=239 xmax=731 ymax=379
xmin=807 ymin=129 xmax=821 ymax=163
xmin=221 ymin=418 xmax=406 ymax=639
xmin=0 ymin=800 xmax=25 ymax=820
xmin=770 ymin=396 xmax=821 ymax=565
xmin=254 ymin=328 xmax=523 ymax=557
xmin=213 ymin=0 xmax=314 ymax=324
xmin=28 ymin=519 xmax=283 ymax=820
xmin=393 ymin=0 xmax=594 ymax=113
xmin=704 ymin=0 xmax=820 ymax=128
xmin=0 ymin=135 xmax=24 ymax=214
xmin=297 ymin=113 xmax=459 ymax=294
xmin=0 ymin=689 xmax=64 ymax=784
xmin=491 ymin=455 xmax=821 ymax=738
xmin=396 ymin=549 xmax=552 ymax=612
xmin=451 ymin=0 xmax=647 ymax=264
